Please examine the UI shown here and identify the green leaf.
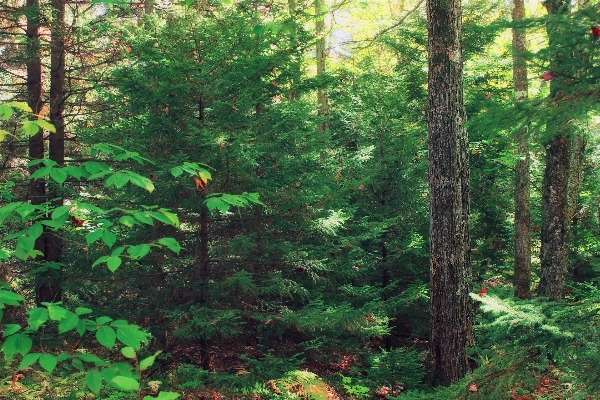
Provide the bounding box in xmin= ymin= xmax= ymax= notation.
xmin=0 ymin=290 xmax=24 ymax=306
xmin=128 ymin=244 xmax=151 ymax=260
xmin=7 ymin=102 xmax=32 ymax=112
xmin=111 ymin=376 xmax=139 ymax=391
xmin=22 ymin=121 xmax=40 ymax=136
xmin=148 ymin=211 xmax=179 ymax=227
xmin=47 ymin=304 xmax=68 ymax=321
xmin=3 ymin=324 xmax=21 ymax=337
xmin=58 ymin=312 xmax=79 ymax=334
xmin=139 ymin=352 xmax=160 ymax=371
xmin=96 ymin=316 xmax=113 ymax=325
xmin=101 ymin=230 xmax=117 ymax=248
xmin=72 ymin=357 xmax=84 ymax=371
xmin=75 ymin=307 xmax=93 ymax=316
xmin=243 ymin=192 xmax=266 ymax=206
xmin=76 ymin=318 xmax=86 ymax=336
xmin=27 ymin=307 xmax=49 ymax=331
xmin=134 ymin=212 xmax=153 ymax=225
xmin=17 ymin=236 xmax=36 ymax=252
xmin=119 ymin=216 xmax=137 ymax=227
xmin=86 ymin=369 xmax=103 ymax=395
xmin=3 ymin=333 xmax=32 ymax=359
xmin=92 ymin=255 xmax=109 ymax=268
xmin=19 ymin=352 xmax=41 ymax=369
xmin=157 ymin=237 xmax=181 ymax=254
xmin=116 ymin=326 xmax=149 ymax=349
xmin=34 ymin=119 xmax=56 ymax=133
xmin=143 ymin=392 xmax=181 ymax=400
xmin=96 ymin=325 xmax=116 ymax=349
xmin=64 ymin=166 xmax=89 ymax=180
xmin=49 ymin=168 xmax=68 ymax=185
xmin=51 ymin=205 xmax=71 ymax=221
xmin=86 ymin=230 xmax=104 ymax=245
xmin=0 ymin=129 xmax=14 ymax=141
xmin=107 ymin=256 xmax=122 ymax=272
xmin=77 ymin=353 xmax=108 ymax=367
xmin=28 ymin=223 xmax=43 ymax=240
xmin=121 ymin=346 xmax=136 ymax=359
xmin=39 ymin=353 xmax=58 ymax=372
xmin=170 ymin=167 xmax=183 ymax=177
xmin=0 ymin=104 xmax=13 ymax=120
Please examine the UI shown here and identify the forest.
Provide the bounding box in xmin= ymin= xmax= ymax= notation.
xmin=0 ymin=0 xmax=599 ymax=398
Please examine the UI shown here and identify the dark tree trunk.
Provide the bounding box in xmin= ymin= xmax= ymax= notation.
xmin=512 ymin=0 xmax=531 ymax=299
xmin=427 ymin=0 xmax=474 ymax=385
xmin=37 ymin=0 xmax=66 ymax=305
xmin=198 ymin=203 xmax=211 ymax=371
xmin=538 ymin=0 xmax=571 ymax=301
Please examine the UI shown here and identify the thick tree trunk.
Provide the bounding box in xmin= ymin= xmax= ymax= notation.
xmin=427 ymin=0 xmax=474 ymax=385
xmin=315 ymin=0 xmax=329 ymax=132
xmin=512 ymin=0 xmax=531 ymax=299
xmin=538 ymin=0 xmax=571 ymax=301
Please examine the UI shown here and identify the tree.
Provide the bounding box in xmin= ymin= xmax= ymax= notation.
xmin=427 ymin=0 xmax=474 ymax=385
xmin=512 ymin=0 xmax=530 ymax=299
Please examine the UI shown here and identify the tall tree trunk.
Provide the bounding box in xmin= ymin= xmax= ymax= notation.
xmin=427 ymin=0 xmax=473 ymax=385
xmin=37 ymin=0 xmax=67 ymax=304
xmin=538 ymin=0 xmax=571 ymax=301
xmin=315 ymin=0 xmax=329 ymax=132
xmin=512 ymin=0 xmax=531 ymax=299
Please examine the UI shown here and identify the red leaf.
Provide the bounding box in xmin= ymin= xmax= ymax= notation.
xmin=481 ymin=286 xmax=487 ymax=293
xmin=70 ymin=216 xmax=85 ymax=227
xmin=358 ymin=184 xmax=365 ymax=190
xmin=126 ymin=45 xmax=131 ymax=53
xmin=484 ymin=93 xmax=491 ymax=99
xmin=469 ymin=383 xmax=478 ymax=392
xmin=231 ymin=104 xmax=237 ymax=110
xmin=542 ymin=71 xmax=553 ymax=81
xmin=592 ymin=26 xmax=600 ymax=37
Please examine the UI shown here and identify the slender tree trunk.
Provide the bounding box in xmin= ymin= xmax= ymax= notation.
xmin=512 ymin=0 xmax=531 ymax=299
xmin=427 ymin=0 xmax=474 ymax=385
xmin=538 ymin=0 xmax=571 ymax=301
xmin=37 ymin=0 xmax=67 ymax=304
xmin=315 ymin=0 xmax=329 ymax=132
xmin=198 ymin=203 xmax=211 ymax=371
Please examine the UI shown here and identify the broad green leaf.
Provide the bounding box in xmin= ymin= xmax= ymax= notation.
xmin=143 ymin=392 xmax=181 ymax=400
xmin=92 ymin=255 xmax=109 ymax=268
xmin=0 ymin=129 xmax=14 ymax=141
xmin=96 ymin=316 xmax=113 ymax=325
xmin=17 ymin=236 xmax=36 ymax=252
xmin=51 ymin=205 xmax=71 ymax=220
xmin=86 ymin=369 xmax=103 ymax=395
xmin=121 ymin=346 xmax=136 ymax=359
xmin=16 ymin=203 xmax=36 ymax=218
xmin=77 ymin=353 xmax=108 ymax=367
xmin=107 ymin=256 xmax=122 ymax=272
xmin=22 ymin=120 xmax=40 ymax=136
xmin=39 ymin=353 xmax=58 ymax=372
xmin=111 ymin=376 xmax=139 ymax=392
xmin=58 ymin=312 xmax=79 ymax=334
xmin=72 ymin=357 xmax=84 ymax=371
xmin=7 ymin=102 xmax=32 ymax=112
xmin=83 ymin=161 xmax=109 ymax=175
xmin=75 ymin=307 xmax=93 ymax=316
xmin=128 ymin=174 xmax=155 ymax=193
xmin=64 ymin=166 xmax=89 ymax=180
xmin=139 ymin=352 xmax=160 ymax=371
xmin=0 ymin=104 xmax=13 ymax=120
xmin=50 ymin=168 xmax=68 ymax=184
xmin=133 ymin=212 xmax=153 ymax=225
xmin=47 ymin=304 xmax=68 ymax=321
xmin=2 ymin=324 xmax=21 ymax=337
xmin=170 ymin=167 xmax=183 ymax=177
xmin=112 ymin=247 xmax=125 ymax=257
xmin=0 ymin=290 xmax=24 ymax=306
xmin=128 ymin=244 xmax=151 ymax=260
xmin=56 ymin=352 xmax=70 ymax=362
xmin=3 ymin=333 xmax=32 ymax=359
xmin=198 ymin=169 xmax=211 ymax=183
xmin=27 ymin=307 xmax=48 ymax=331
xmin=243 ymin=192 xmax=266 ymax=206
xmin=34 ymin=119 xmax=56 ymax=133
xmin=13 ymin=245 xmax=30 ymax=261
xmin=101 ymin=230 xmax=117 ymax=248
xmin=205 ymin=197 xmax=229 ymax=213
xmin=157 ymin=237 xmax=181 ymax=254
xmin=119 ymin=216 xmax=137 ymax=227
xmin=76 ymin=318 xmax=86 ymax=336
xmin=116 ymin=326 xmax=148 ymax=349
xmin=86 ymin=230 xmax=104 ymax=245
xmin=19 ymin=352 xmax=41 ymax=369
xmin=0 ymin=202 xmax=21 ymax=224
xmin=28 ymin=223 xmax=43 ymax=240
xmin=96 ymin=325 xmax=116 ymax=349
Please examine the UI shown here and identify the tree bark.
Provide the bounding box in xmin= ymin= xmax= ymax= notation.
xmin=512 ymin=0 xmax=531 ymax=299
xmin=427 ymin=0 xmax=474 ymax=385
xmin=538 ymin=0 xmax=571 ymax=301
xmin=315 ymin=0 xmax=329 ymax=132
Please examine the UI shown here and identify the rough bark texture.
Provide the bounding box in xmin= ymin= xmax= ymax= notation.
xmin=512 ymin=0 xmax=531 ymax=299
xmin=538 ymin=0 xmax=571 ymax=301
xmin=427 ymin=0 xmax=474 ymax=385
xmin=315 ymin=0 xmax=329 ymax=132
xmin=37 ymin=0 xmax=67 ymax=305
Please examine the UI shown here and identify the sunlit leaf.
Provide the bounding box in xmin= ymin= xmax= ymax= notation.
xmin=34 ymin=119 xmax=56 ymax=133
xmin=86 ymin=369 xmax=103 ymax=395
